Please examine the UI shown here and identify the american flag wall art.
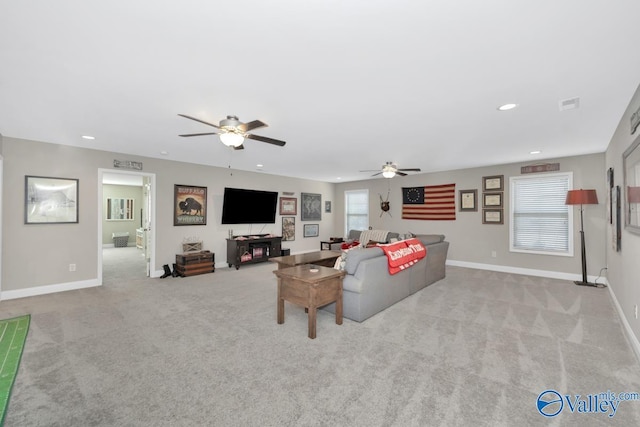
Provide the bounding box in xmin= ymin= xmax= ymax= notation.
xmin=402 ymin=184 xmax=456 ymax=220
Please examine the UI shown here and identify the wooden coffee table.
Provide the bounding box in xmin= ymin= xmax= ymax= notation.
xmin=272 ymin=264 xmax=346 ymax=339
xmin=269 ymin=250 xmax=341 ymax=270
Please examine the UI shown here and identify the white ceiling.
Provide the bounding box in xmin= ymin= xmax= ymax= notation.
xmin=2 ymin=1 xmax=640 ymax=183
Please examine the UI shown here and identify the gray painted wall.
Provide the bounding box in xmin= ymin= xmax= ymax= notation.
xmin=334 ymin=153 xmax=606 ymax=279
xmin=1 ymin=137 xmax=335 ymax=292
xmin=605 ymin=82 xmax=640 ymax=348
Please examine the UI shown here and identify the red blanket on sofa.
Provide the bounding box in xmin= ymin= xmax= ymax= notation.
xmin=378 ymin=238 xmax=427 ymax=275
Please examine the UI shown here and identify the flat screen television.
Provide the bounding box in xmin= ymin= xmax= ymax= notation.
xmin=221 ymin=187 xmax=278 ymax=224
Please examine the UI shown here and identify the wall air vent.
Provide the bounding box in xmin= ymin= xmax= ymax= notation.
xmin=559 ymin=97 xmax=580 ymax=111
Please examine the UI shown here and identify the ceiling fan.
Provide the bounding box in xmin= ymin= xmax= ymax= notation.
xmin=361 ymin=162 xmax=421 ymax=178
xmin=178 ymin=114 xmax=286 ymax=150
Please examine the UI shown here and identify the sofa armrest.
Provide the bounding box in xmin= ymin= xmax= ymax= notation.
xmin=425 ymin=241 xmax=449 ymax=286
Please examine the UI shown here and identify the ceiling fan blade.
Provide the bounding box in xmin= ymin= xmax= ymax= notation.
xmin=359 ymin=169 xmax=381 ymax=172
xmin=179 ymin=132 xmax=220 ymax=137
xmin=233 ymin=144 xmax=245 ymax=150
xmin=397 ymin=168 xmax=421 ymax=172
xmin=178 ymin=114 xmax=220 ymax=129
xmin=237 ymin=120 xmax=268 ymax=132
xmin=371 ymin=172 xmax=382 ymax=177
xmin=245 ymin=133 xmax=286 ymax=147
xmin=396 ymin=171 xmax=408 ymax=176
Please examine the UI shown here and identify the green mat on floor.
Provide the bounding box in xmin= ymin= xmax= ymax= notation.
xmin=0 ymin=315 xmax=30 ymax=427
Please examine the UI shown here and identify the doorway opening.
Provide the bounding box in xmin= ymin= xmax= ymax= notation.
xmin=98 ymin=169 xmax=156 ymax=285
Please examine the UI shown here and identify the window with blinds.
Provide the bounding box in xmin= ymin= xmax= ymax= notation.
xmin=345 ymin=189 xmax=369 ymax=235
xmin=509 ymin=172 xmax=573 ymax=256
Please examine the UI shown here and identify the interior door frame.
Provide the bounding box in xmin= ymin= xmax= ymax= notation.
xmin=97 ymin=169 xmax=157 ymax=282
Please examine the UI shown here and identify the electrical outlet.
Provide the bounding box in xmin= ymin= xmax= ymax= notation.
xmin=491 ymin=251 xmax=497 ymax=258
xmin=69 ymin=264 xmax=76 ymax=272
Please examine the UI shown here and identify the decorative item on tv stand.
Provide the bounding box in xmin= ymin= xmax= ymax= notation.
xmin=182 ymin=236 xmax=203 ymax=253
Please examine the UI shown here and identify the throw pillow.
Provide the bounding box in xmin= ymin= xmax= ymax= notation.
xmin=334 ymin=249 xmax=349 ymax=270
xmin=341 ymin=240 xmax=360 ymax=250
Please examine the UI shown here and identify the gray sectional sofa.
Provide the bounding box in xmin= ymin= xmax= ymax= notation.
xmin=323 ymin=230 xmax=449 ymax=322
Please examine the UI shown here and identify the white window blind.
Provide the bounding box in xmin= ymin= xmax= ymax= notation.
xmin=510 ymin=172 xmax=573 ymax=255
xmin=345 ymin=189 xmax=369 ymax=235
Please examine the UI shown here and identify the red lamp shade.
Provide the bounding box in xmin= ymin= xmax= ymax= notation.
xmin=628 ymin=186 xmax=640 ymax=203
xmin=565 ymin=189 xmax=598 ymax=205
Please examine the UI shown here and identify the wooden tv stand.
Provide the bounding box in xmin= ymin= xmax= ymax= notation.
xmin=226 ymin=235 xmax=282 ymax=270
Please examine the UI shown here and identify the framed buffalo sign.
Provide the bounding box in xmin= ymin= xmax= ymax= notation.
xmin=174 ymin=184 xmax=207 ymax=225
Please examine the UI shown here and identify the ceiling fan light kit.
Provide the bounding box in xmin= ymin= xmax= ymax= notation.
xmin=382 ymin=165 xmax=396 ymax=178
xmin=219 ymin=132 xmax=244 ymax=147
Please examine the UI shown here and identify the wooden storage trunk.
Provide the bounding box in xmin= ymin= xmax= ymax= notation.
xmin=175 ymin=250 xmax=215 ymax=277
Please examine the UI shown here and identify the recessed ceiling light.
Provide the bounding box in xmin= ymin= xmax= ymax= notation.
xmin=497 ymin=103 xmax=518 ymax=111
xmin=82 ymin=135 xmax=95 ymax=140
xmin=530 ymin=150 xmax=541 ymax=154
xmin=160 ymin=151 xmax=168 ymax=155
xmin=256 ymin=164 xmax=263 ymax=168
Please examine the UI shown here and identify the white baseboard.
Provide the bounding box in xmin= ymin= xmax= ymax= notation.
xmin=446 ymin=259 xmax=600 ymax=283
xmin=606 ymin=283 xmax=640 ymax=363
xmin=0 ymin=278 xmax=100 ymax=301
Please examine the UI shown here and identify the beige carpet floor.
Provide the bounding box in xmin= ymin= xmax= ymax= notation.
xmin=1 ymin=247 xmax=639 ymax=426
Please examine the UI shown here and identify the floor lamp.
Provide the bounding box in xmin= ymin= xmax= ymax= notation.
xmin=565 ymin=189 xmax=599 ymax=287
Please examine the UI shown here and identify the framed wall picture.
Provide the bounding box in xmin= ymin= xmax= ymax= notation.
xmin=483 ymin=175 xmax=504 ymax=191
xmin=613 ymin=185 xmax=621 ymax=251
xmin=459 ymin=189 xmax=477 ymax=211
xmin=279 ymin=197 xmax=297 ymax=215
xmin=174 ymin=184 xmax=207 ymax=226
xmin=483 ymin=192 xmax=503 ymax=208
xmin=325 ymin=201 xmax=332 ymax=213
xmin=608 ymin=168 xmax=614 ymax=224
xmin=301 ymin=192 xmax=322 ymax=221
xmin=25 ymin=176 xmax=79 ymax=224
xmin=623 ymin=134 xmax=640 ymax=234
xmin=282 ymin=217 xmax=295 ymax=241
xmin=106 ymin=198 xmax=134 ymax=220
xmin=303 ymin=223 xmax=319 ymax=237
xmin=482 ymin=209 xmax=503 ymax=224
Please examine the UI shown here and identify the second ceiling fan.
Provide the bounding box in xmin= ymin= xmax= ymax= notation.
xmin=361 ymin=162 xmax=421 ymax=178
xmin=178 ymin=114 xmax=286 ymax=150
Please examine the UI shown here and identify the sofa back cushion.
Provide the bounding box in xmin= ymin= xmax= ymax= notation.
xmin=415 ymin=234 xmax=445 ymax=245
xmin=347 ymin=230 xmax=362 ymax=241
xmin=347 ymin=229 xmax=400 ymax=244
xmin=344 ymin=247 xmax=383 ymax=274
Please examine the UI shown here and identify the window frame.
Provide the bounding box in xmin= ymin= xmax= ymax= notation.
xmin=509 ymin=172 xmax=574 ymax=257
xmin=344 ymin=189 xmax=369 ymax=236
